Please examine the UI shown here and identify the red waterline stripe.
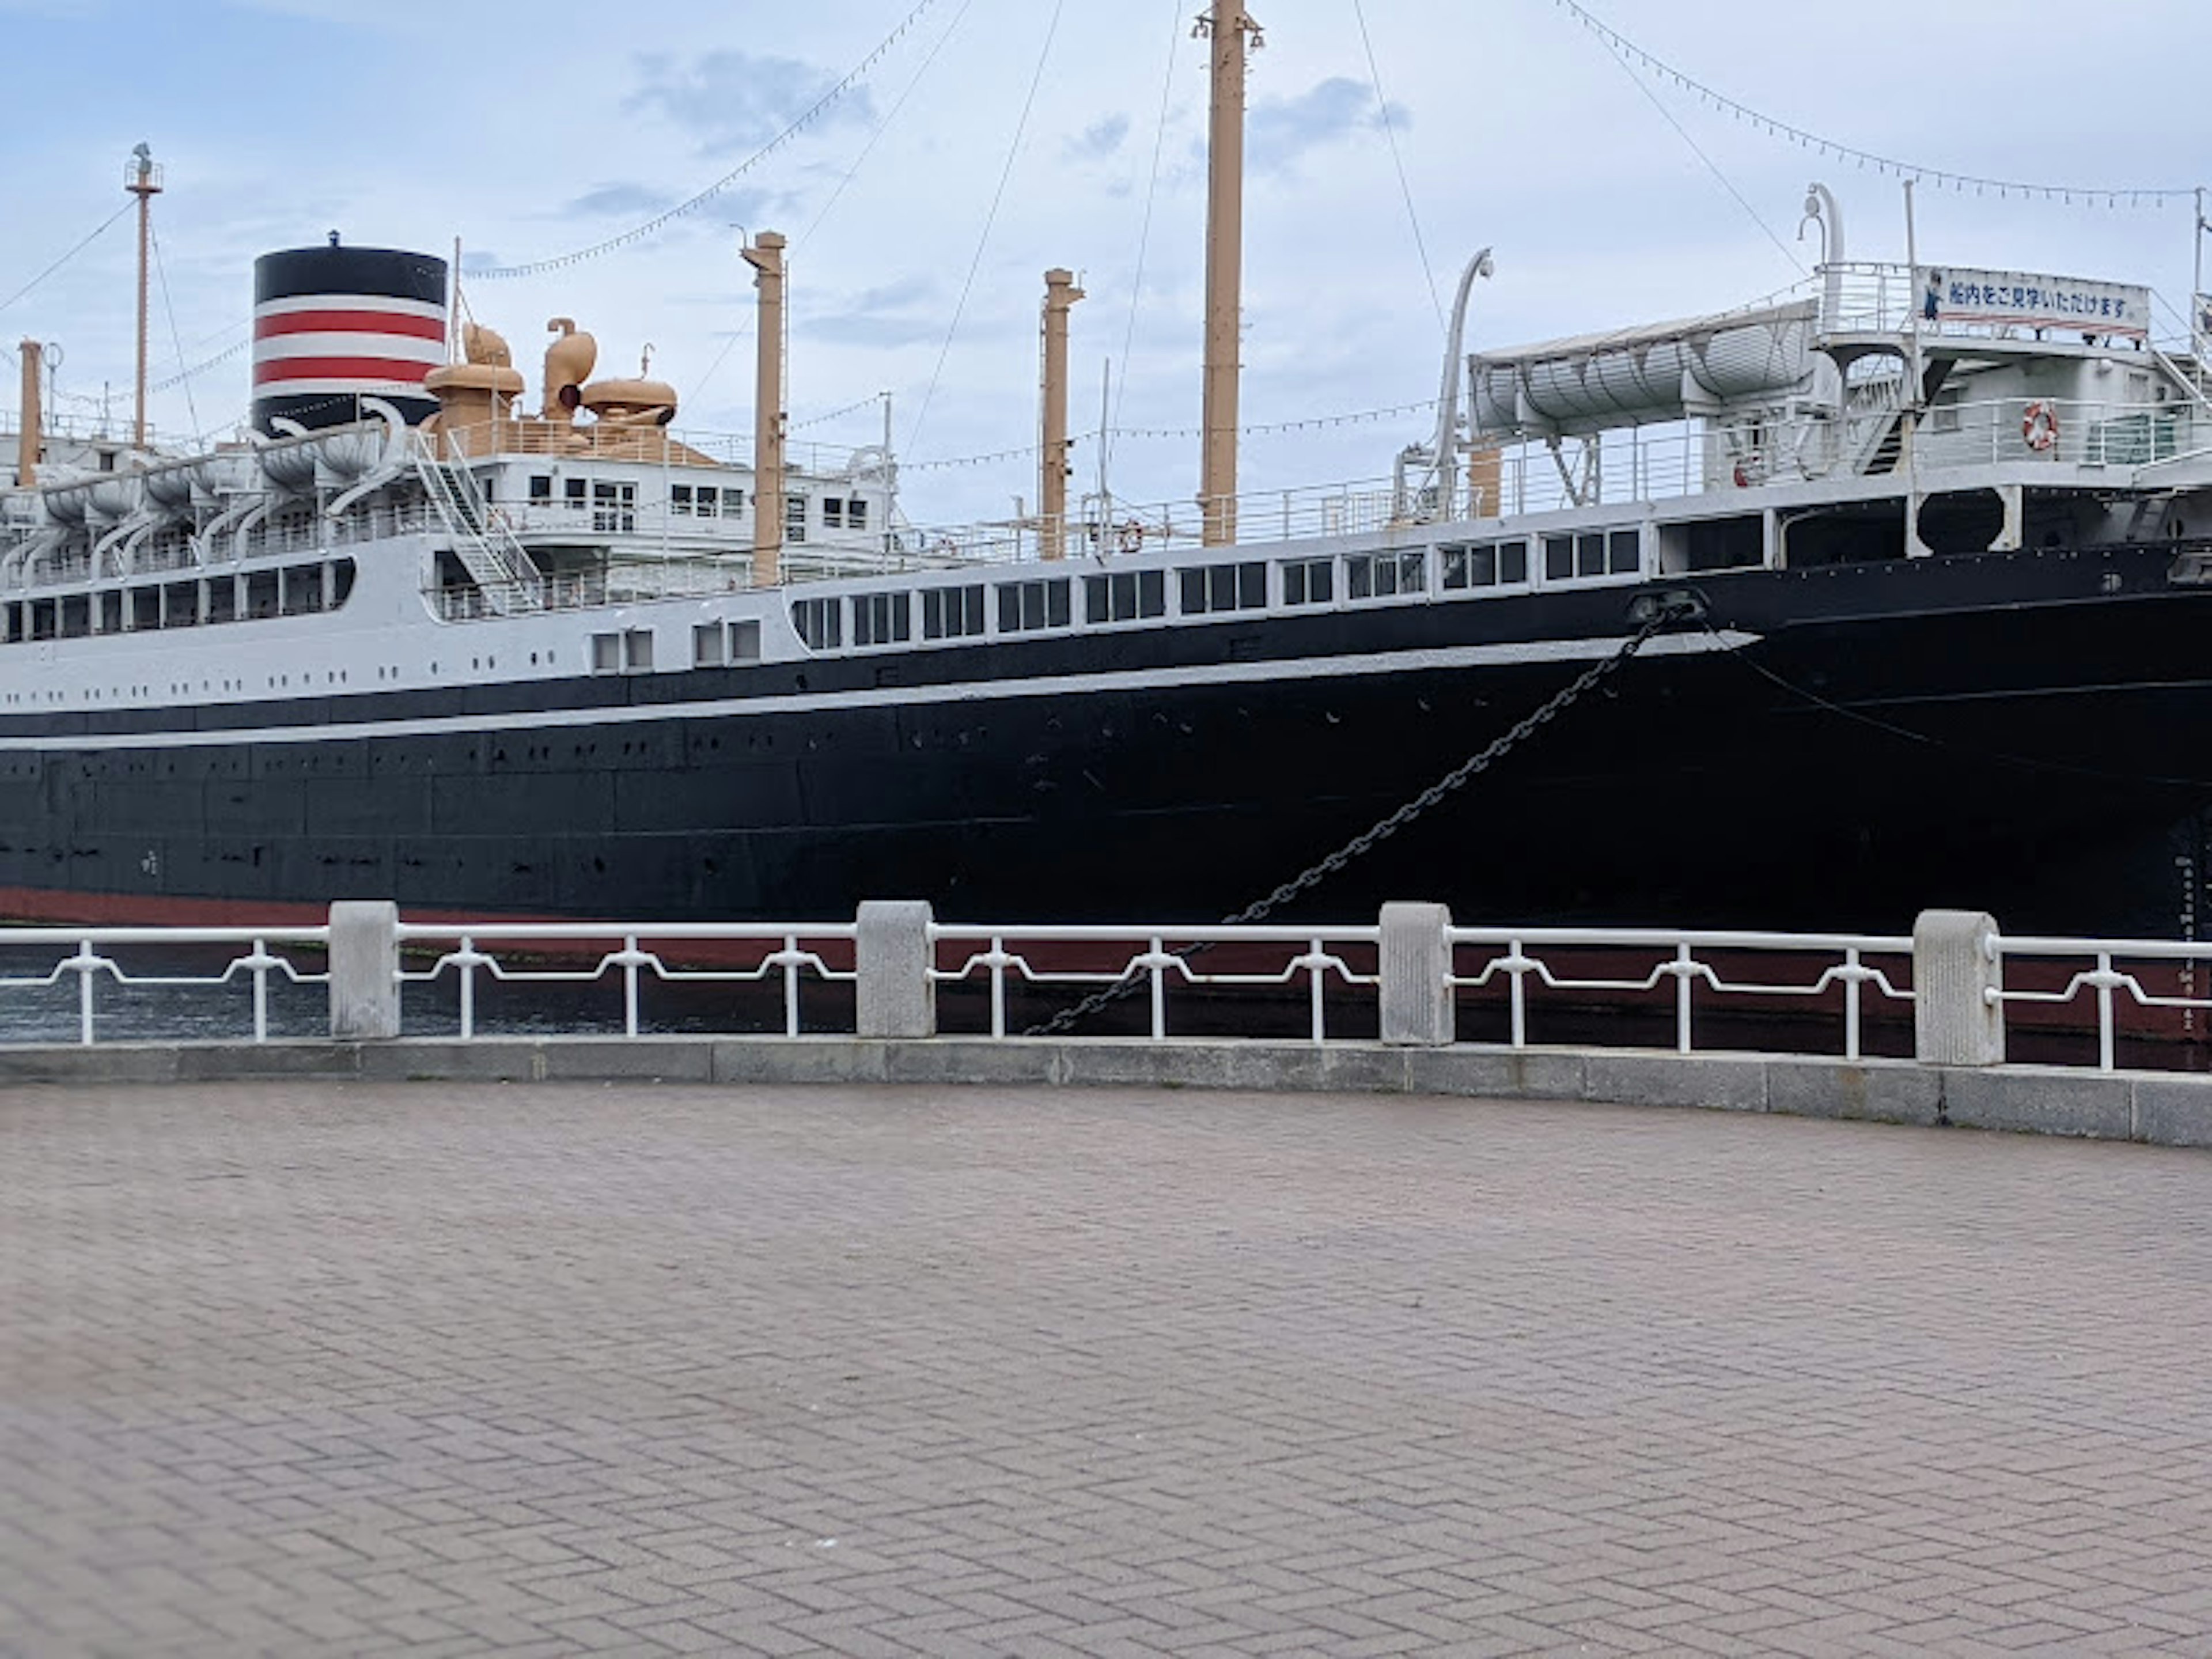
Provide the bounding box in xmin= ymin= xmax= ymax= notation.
xmin=254 ymin=310 xmax=446 ymax=342
xmin=252 ymin=356 xmax=435 ymax=386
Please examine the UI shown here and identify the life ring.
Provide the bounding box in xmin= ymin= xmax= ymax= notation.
xmin=1116 ymin=520 xmax=1145 ymax=555
xmin=2022 ymin=400 xmax=2059 ymax=452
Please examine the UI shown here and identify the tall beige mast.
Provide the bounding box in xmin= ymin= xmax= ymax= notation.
xmin=126 ymin=143 xmax=162 ymax=452
xmin=743 ymin=231 xmax=789 ymax=588
xmin=1039 ymin=267 xmax=1084 ymax=560
xmin=1198 ymin=3 xmax=1260 ymax=547
xmin=16 ymin=341 xmax=42 ymax=488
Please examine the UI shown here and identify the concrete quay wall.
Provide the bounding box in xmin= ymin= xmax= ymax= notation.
xmin=2 ymin=1035 xmax=2209 ymax=1150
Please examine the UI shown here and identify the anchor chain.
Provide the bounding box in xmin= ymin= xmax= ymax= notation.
xmin=1026 ymin=604 xmax=1686 ymax=1037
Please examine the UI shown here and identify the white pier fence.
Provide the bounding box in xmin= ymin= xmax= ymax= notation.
xmin=1 ymin=902 xmax=2210 ymax=1078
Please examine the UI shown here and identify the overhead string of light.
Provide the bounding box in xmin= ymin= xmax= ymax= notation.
xmin=468 ymin=0 xmax=945 ymax=282
xmin=903 ymin=397 xmax=1448 ymax=469
xmin=1546 ymin=0 xmax=2199 ymax=207
xmin=0 ymin=202 xmax=134 ymax=321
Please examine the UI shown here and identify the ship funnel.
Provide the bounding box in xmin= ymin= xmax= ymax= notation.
xmin=252 ymin=244 xmax=449 ymax=434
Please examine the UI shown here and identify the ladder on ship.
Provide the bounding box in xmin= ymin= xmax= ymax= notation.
xmin=413 ymin=438 xmax=542 ymax=613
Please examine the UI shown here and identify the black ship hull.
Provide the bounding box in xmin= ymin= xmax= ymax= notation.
xmin=3 ymin=543 xmax=2209 ymax=937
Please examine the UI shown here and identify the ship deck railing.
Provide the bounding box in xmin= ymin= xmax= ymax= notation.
xmin=3 ymin=910 xmax=2212 ymax=1078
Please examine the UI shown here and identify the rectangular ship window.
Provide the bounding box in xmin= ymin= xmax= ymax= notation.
xmin=729 ymin=619 xmax=762 ymax=662
xmin=162 ymin=583 xmax=198 ymax=627
xmin=529 ymin=475 xmax=553 ymax=504
xmin=593 ymin=481 xmax=638 ymax=535
xmin=823 ymin=498 xmax=846 ymax=530
xmin=1608 ymin=529 xmax=1641 ymax=575
xmin=1084 ymin=569 xmax=1166 ymax=624
xmin=1344 ymin=551 xmax=1425 ymax=600
xmin=1180 ymin=560 xmax=1267 ymax=615
xmin=622 ymin=628 xmax=654 ymax=672
xmin=786 ymin=495 xmax=809 ymax=546
xmin=671 ymin=484 xmax=695 ymax=517
xmin=847 ymin=497 xmax=869 ymax=531
xmin=565 ymin=478 xmax=588 ymax=508
xmin=590 ymin=631 xmax=622 ymax=673
xmin=1544 ymin=535 xmax=1574 ymax=581
xmin=852 ymin=592 xmax=911 ymax=647
xmin=791 ymin=596 xmax=842 ymax=650
xmin=723 ymin=487 xmax=745 ymax=515
xmin=995 ymin=578 xmax=1071 ymax=634
xmin=1281 ymin=557 xmax=1334 ymax=606
xmin=922 ymin=584 xmax=986 ymax=640
xmin=693 ymin=622 xmax=727 ymax=668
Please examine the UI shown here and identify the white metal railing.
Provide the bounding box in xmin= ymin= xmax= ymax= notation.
xmin=0 ymin=926 xmax=331 ymax=1046
xmin=929 ymin=924 xmax=1384 ymax=1044
xmin=1449 ymin=928 xmax=1913 ymax=1060
xmin=3 ymin=914 xmax=2212 ymax=1077
xmin=1998 ymin=936 xmax=2212 ymax=1074
xmin=392 ymin=921 xmax=859 ymax=1040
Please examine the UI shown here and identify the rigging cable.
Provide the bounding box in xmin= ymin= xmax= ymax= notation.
xmin=1106 ymin=0 xmax=1188 ymax=489
xmin=685 ymin=0 xmax=978 ymax=410
xmin=906 ymin=0 xmax=1067 ymax=459
xmin=1349 ymin=0 xmax=1445 ymax=334
xmin=149 ymin=224 xmax=201 ymax=442
xmin=471 ymin=0 xmax=946 ymax=280
xmin=0 ymin=203 xmax=133 ymax=320
xmin=1589 ymin=21 xmax=1804 ymax=275
xmin=1546 ymin=0 xmax=2199 ymax=206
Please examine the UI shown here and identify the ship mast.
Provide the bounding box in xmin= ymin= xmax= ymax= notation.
xmin=743 ymin=230 xmax=789 ymax=588
xmin=1198 ymin=3 xmax=1260 ymax=547
xmin=16 ymin=342 xmax=41 ymax=488
xmin=126 ymin=143 xmax=162 ymax=452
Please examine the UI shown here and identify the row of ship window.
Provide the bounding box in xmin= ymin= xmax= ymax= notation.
xmin=779 ymin=533 xmax=1636 ymax=653
xmin=524 ymin=476 xmax=869 ymax=541
xmin=0 ymin=559 xmax=358 ymax=645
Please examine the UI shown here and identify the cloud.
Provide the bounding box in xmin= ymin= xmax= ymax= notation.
xmin=624 ymin=50 xmax=875 ymax=156
xmin=565 ymin=183 xmax=678 ymax=219
xmin=804 ymin=275 xmax=944 ymax=349
xmin=1065 ymin=113 xmax=1130 ymax=164
xmin=1247 ymin=77 xmax=1406 ymax=175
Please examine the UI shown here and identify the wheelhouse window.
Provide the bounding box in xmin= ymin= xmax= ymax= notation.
xmin=1085 ymin=569 xmax=1166 ymax=624
xmin=564 ymin=478 xmax=588 ymax=510
xmin=1281 ymin=556 xmax=1334 ymax=607
xmin=593 ymin=480 xmax=638 ymax=534
xmin=1179 ymin=560 xmax=1266 ymax=616
xmin=922 ymin=584 xmax=986 ymax=641
xmin=846 ymin=496 xmax=869 ymax=531
xmin=1544 ymin=529 xmax=1641 ymax=582
xmin=824 ymin=497 xmax=847 ymax=530
xmin=791 ymin=596 xmax=842 ymax=650
xmin=852 ymin=591 xmax=911 ymax=647
xmin=1441 ymin=539 xmax=1529 ymax=590
xmin=1343 ymin=550 xmax=1425 ymax=600
xmin=996 ymin=577 xmax=1071 ymax=634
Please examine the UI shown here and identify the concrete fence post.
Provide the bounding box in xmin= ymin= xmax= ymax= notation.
xmin=1912 ymin=909 xmax=2004 ymax=1067
xmin=329 ymin=901 xmax=401 ymax=1041
xmin=1379 ymin=902 xmax=1455 ymax=1048
xmin=857 ymin=900 xmax=937 ymax=1039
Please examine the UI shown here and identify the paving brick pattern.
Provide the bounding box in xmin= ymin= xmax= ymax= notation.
xmin=4 ymin=1082 xmax=2212 ymax=1657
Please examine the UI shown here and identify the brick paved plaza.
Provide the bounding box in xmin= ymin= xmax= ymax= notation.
xmin=4 ymin=1081 xmax=2212 ymax=1657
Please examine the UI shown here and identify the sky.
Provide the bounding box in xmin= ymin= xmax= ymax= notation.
xmin=0 ymin=0 xmax=2205 ymax=527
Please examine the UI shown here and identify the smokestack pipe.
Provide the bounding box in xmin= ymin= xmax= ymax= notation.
xmin=16 ymin=341 xmax=40 ymax=488
xmin=1039 ymin=268 xmax=1084 ymax=560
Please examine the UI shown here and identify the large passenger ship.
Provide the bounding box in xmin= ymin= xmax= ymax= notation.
xmin=2 ymin=33 xmax=2210 ymax=935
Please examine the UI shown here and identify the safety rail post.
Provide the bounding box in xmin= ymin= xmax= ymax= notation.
xmin=1844 ymin=947 xmax=1863 ymax=1061
xmin=76 ymin=938 xmax=96 ymax=1047
xmin=328 ymin=902 xmax=402 ymax=1041
xmin=251 ymin=938 xmax=270 ymax=1044
xmin=1149 ymin=936 xmax=1167 ymax=1040
xmin=458 ymin=937 xmax=477 ymax=1041
xmin=856 ymin=902 xmax=935 ymax=1039
xmin=1380 ymin=903 xmax=1455 ymax=1047
xmin=1308 ymin=937 xmax=1327 ymax=1046
xmin=1912 ymin=910 xmax=2004 ymax=1067
xmin=1675 ymin=942 xmax=1695 ymax=1054
xmin=2096 ymin=950 xmax=2117 ymax=1073
xmin=623 ymin=935 xmax=642 ymax=1039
